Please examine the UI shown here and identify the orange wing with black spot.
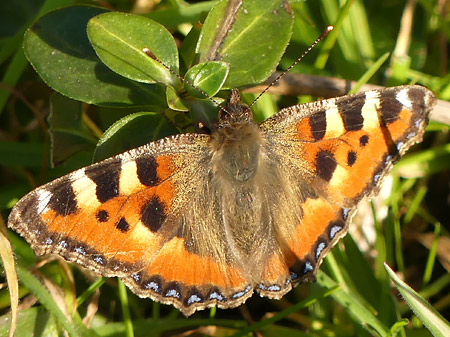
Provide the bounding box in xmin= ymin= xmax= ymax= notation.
xmin=8 ymin=133 xmax=252 ymax=316
xmin=257 ymin=85 xmax=435 ymax=294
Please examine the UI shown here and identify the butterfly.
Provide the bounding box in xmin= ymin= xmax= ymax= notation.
xmin=8 ymin=85 xmax=435 ymax=316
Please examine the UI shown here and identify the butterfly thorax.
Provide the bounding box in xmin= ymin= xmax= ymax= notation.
xmin=211 ymin=89 xmax=262 ymax=183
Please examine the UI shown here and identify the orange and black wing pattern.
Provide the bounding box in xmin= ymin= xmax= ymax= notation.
xmin=259 ymin=85 xmax=435 ymax=289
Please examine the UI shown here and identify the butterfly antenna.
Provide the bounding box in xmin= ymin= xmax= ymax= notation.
xmin=142 ymin=48 xmax=229 ymax=116
xmin=247 ymin=25 xmax=334 ymax=110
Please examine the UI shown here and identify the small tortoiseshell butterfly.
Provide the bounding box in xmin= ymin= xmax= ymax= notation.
xmin=8 ymin=84 xmax=435 ymax=316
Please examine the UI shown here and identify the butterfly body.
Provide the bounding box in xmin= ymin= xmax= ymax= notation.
xmin=8 ymin=85 xmax=435 ymax=316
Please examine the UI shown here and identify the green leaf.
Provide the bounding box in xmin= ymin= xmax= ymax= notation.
xmin=87 ymin=12 xmax=179 ymax=87
xmin=384 ymin=263 xmax=450 ymax=337
xmin=167 ymin=85 xmax=225 ymax=129
xmin=179 ymin=26 xmax=201 ymax=69
xmin=48 ymin=93 xmax=97 ymax=166
xmin=93 ymin=112 xmax=178 ymax=162
xmin=166 ymin=86 xmax=189 ymax=112
xmin=184 ymin=61 xmax=229 ymax=98
xmin=197 ymin=0 xmax=293 ymax=88
xmin=23 ymin=6 xmax=166 ymax=107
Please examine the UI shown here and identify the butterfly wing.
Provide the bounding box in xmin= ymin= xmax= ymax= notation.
xmin=257 ymin=85 xmax=435 ymax=295
xmin=8 ymin=133 xmax=251 ymax=316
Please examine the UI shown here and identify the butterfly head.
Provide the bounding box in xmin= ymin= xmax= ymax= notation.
xmin=217 ymin=89 xmax=254 ymax=128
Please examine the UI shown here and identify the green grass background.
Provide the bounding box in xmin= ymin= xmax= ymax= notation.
xmin=0 ymin=0 xmax=449 ymax=336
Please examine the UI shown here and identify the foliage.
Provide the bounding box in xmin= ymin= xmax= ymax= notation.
xmin=0 ymin=0 xmax=449 ymax=336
